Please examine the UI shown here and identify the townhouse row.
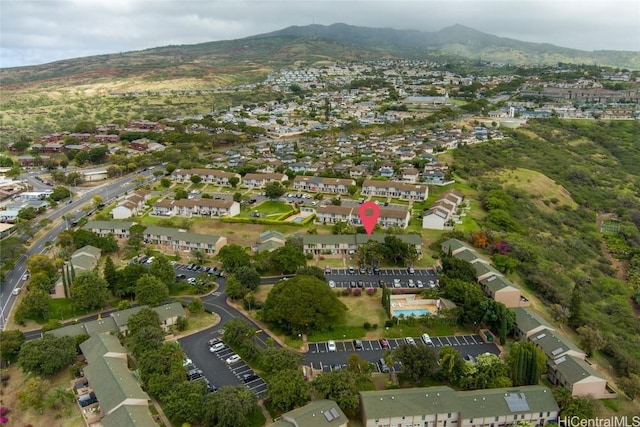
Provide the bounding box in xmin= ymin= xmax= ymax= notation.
xmin=152 ymin=198 xmax=240 ymax=218
xmin=84 ymin=221 xmax=227 ymax=254
xmin=302 ymin=233 xmax=422 ymax=256
xmin=316 ymin=204 xmax=411 ymax=229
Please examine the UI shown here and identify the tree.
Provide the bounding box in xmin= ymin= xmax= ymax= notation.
xmin=382 ymin=235 xmax=418 ymax=266
xmin=15 ymin=289 xmax=50 ymax=323
xmin=480 ymin=299 xmax=515 ymax=343
xmin=222 ymin=318 xmax=256 ymax=347
xmin=461 ymin=353 xmax=512 ymax=390
xmin=48 ymin=186 xmax=72 ymax=201
xmin=70 ymin=270 xmax=109 ymax=311
xmin=267 ymin=369 xmax=310 ymax=412
xmin=29 ymin=271 xmax=55 ymax=293
xmin=507 ymin=341 xmax=547 ymax=386
xmin=263 ymin=275 xmax=347 ymax=334
xmin=264 ymin=181 xmax=285 ymax=200
xmin=190 ymin=174 xmax=202 ymax=185
xmin=205 ymin=385 xmax=258 ymax=427
xmin=148 ymin=254 xmax=175 ymax=286
xmin=312 ymin=369 xmax=373 ymax=417
xmin=188 ymin=297 xmax=204 ymax=314
xmin=135 ymin=274 xmax=169 ymax=307
xmin=437 ymin=346 xmax=466 ymax=385
xmin=18 ymin=335 xmax=77 ymax=376
xmin=296 ymin=266 xmax=326 ymax=281
xmin=26 ymin=254 xmax=57 ymax=279
xmin=91 ymin=194 xmax=103 ymax=207
xmin=191 ymin=248 xmax=205 ymax=264
xmin=234 ymin=266 xmax=261 ymax=291
xmin=553 ymin=387 xmax=595 ymax=418
xmin=618 ymin=373 xmax=640 ymax=400
xmin=269 ymin=244 xmax=306 ymax=274
xmin=229 ymin=176 xmax=240 ymax=188
xmin=18 ymin=377 xmax=51 ymax=412
xmin=162 ymin=380 xmax=206 ymax=424
xmin=103 ymin=256 xmax=118 ymax=292
xmin=218 ymin=244 xmax=251 ymax=273
xmin=160 ymin=177 xmax=171 ymax=188
xmin=394 ymin=343 xmax=438 ymax=384
xmin=233 ymin=191 xmax=242 ymax=202
xmin=0 ymin=329 xmax=25 ymax=363
xmin=225 ymin=275 xmax=245 ymax=300
xmin=260 ymin=347 xmax=304 ymax=373
xmin=128 ymin=307 xmax=161 ymax=336
xmin=577 ymin=325 xmax=605 ymax=357
xmin=175 ymin=187 xmax=188 ymax=200
xmin=114 ymin=263 xmax=147 ymax=297
xmin=137 ymin=342 xmax=185 ymax=399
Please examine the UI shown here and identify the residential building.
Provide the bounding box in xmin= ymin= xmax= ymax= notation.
xmin=293 ymin=176 xmax=355 ymax=194
xmin=152 ymin=198 xmax=240 ymax=218
xmin=241 ymin=173 xmax=288 ymax=188
xmin=84 ymin=221 xmax=135 ymax=239
xmin=272 ymin=399 xmax=347 ymax=427
xmin=143 ymin=225 xmax=227 ymax=254
xmin=255 ymin=230 xmax=286 ymax=252
xmin=530 ymin=331 xmax=586 ymax=362
xmin=422 ymin=190 xmax=463 ymax=230
xmin=111 ymin=189 xmax=150 ymax=219
xmin=513 ymin=308 xmax=555 ymax=341
xmin=303 ymin=234 xmax=421 ymax=256
xmin=549 ymin=355 xmax=611 ymax=399
xmin=110 ymin=302 xmax=186 ymax=336
xmin=315 ymin=205 xmax=410 ymax=229
xmin=361 ymin=180 xmax=428 ymax=201
xmin=79 ymin=334 xmax=156 ymax=426
xmin=480 ymin=275 xmax=529 ymax=308
xmin=441 ymin=238 xmax=470 ymax=255
xmin=359 ymin=385 xmax=559 ymax=427
xmin=400 ymin=168 xmax=420 ymax=183
xmin=52 ymin=245 xmax=102 ymax=299
xmin=171 ymin=168 xmax=241 ymax=187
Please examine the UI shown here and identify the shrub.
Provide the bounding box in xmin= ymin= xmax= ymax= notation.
xmin=341 ymin=288 xmax=351 ymax=296
xmin=363 ymin=322 xmax=371 ymax=329
xmin=384 ymin=319 xmax=394 ymax=328
xmin=353 ymin=288 xmax=361 ymax=296
xmin=305 ymin=253 xmax=314 ymax=260
xmin=367 ymin=287 xmax=376 ymax=296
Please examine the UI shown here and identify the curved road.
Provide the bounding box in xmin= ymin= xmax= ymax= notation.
xmin=0 ymin=169 xmax=157 ymax=330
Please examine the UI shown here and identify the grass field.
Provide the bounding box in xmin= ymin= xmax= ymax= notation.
xmin=489 ymin=167 xmax=577 ymax=212
xmin=238 ymin=200 xmax=294 ymax=220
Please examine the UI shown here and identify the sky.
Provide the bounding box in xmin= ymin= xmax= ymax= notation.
xmin=1 ymin=0 xmax=639 ymax=68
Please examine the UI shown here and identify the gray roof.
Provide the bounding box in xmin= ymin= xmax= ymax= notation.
xmin=80 ymin=334 xmax=150 ymax=414
xmin=552 ymin=355 xmax=605 ymax=385
xmin=70 ymin=254 xmax=99 ymax=271
xmin=84 ymin=317 xmax=118 ymax=336
xmin=480 ymin=275 xmax=519 ymax=293
xmin=360 ymin=385 xmax=558 ymax=420
xmin=44 ymin=322 xmax=88 ymax=338
xmin=144 ymin=225 xmax=222 ymax=245
xmin=72 ymin=245 xmax=102 ymax=259
xmin=259 ymin=229 xmax=285 ymax=242
xmin=454 ymin=249 xmax=482 ymax=263
xmin=272 ymin=399 xmax=347 ymax=427
xmin=531 ymin=331 xmax=584 ymax=360
xmin=84 ymin=220 xmax=135 ymax=231
xmin=473 ymin=262 xmax=502 ymax=279
xmin=111 ymin=303 xmax=186 ymax=328
xmin=101 ymin=404 xmax=158 ymax=427
xmin=514 ymin=308 xmax=554 ymax=334
xmin=441 ymin=238 xmax=468 ymax=254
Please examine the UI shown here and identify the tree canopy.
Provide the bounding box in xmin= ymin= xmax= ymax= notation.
xmin=218 ymin=244 xmax=251 ymax=273
xmin=135 ymin=274 xmax=169 ymax=307
xmin=18 ymin=335 xmax=77 ymax=376
xmin=263 ymin=275 xmax=347 ymax=334
xmin=70 ymin=270 xmax=109 ymax=311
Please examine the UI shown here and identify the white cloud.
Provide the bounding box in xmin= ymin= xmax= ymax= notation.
xmin=1 ymin=0 xmax=638 ymax=67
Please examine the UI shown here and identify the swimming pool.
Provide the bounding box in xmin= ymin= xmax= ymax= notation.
xmin=394 ymin=308 xmax=430 ymax=317
xmin=291 ymin=217 xmax=304 ymax=223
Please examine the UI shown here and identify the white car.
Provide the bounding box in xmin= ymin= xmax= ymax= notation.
xmin=393 ymin=279 xmax=401 ymax=288
xmin=226 ymin=354 xmax=241 ymax=365
xmin=22 ymin=273 xmax=29 ymax=280
xmin=209 ymin=343 xmax=226 ymax=353
xmin=405 ymin=337 xmax=416 ymax=346
xmin=328 ymin=280 xmax=336 ymax=288
xmin=327 ymin=340 xmax=337 ymax=352
xmin=421 ymin=333 xmax=433 ymax=345
xmin=12 ymin=287 xmax=21 ymax=296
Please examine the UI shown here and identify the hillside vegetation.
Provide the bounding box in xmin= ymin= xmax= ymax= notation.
xmin=452 ymin=119 xmax=640 ymax=377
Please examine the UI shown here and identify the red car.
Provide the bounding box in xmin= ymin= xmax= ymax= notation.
xmin=379 ymin=339 xmax=390 ymax=349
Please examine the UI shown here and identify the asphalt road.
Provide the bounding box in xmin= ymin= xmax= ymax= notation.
xmin=0 ymin=169 xmax=157 ymax=330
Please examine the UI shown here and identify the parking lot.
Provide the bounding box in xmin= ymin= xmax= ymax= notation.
xmin=325 ymin=268 xmax=438 ymax=289
xmin=179 ymin=329 xmax=268 ymax=398
xmin=304 ymin=335 xmax=499 ymax=373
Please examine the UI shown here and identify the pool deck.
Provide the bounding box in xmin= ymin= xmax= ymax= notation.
xmin=390 ymin=295 xmax=440 ymax=317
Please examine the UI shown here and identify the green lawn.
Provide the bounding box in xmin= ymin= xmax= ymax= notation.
xmin=239 ymin=200 xmax=293 ymax=219
xmin=48 ymin=298 xmax=93 ymax=322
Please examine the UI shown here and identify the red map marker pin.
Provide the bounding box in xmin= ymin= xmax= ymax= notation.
xmin=359 ymin=201 xmax=380 ymax=236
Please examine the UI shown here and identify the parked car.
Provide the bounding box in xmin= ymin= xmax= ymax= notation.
xmin=328 ymin=280 xmax=336 ymax=287
xmin=407 ymin=266 xmax=415 ymax=274
xmin=378 ymin=358 xmax=390 ymax=373
xmin=408 ymin=279 xmax=415 ymax=287
xmin=405 ymin=337 xmax=416 ymax=346
xmin=327 ymin=340 xmax=337 ymax=352
xmin=12 ymin=287 xmax=21 ymax=296
xmin=348 ymin=266 xmax=356 ymax=274
xmin=209 ymin=343 xmax=225 ymax=353
xmin=325 ymin=266 xmax=332 ymax=274
xmin=378 ymin=280 xmax=386 ymax=288
xmin=379 ymin=339 xmax=390 ymax=349
xmin=353 ymin=339 xmax=363 ymax=350
xmin=225 ymin=354 xmax=241 ymax=365
xmin=421 ymin=333 xmax=433 ymax=345
xmin=22 ymin=273 xmax=29 ymax=280
xmin=357 ymin=281 xmax=365 ymax=288
xmin=349 ymin=281 xmax=357 ymax=288
xmin=359 ymin=266 xmax=366 ymax=274
xmin=242 ymin=372 xmax=259 ymax=383
xmin=393 ymin=278 xmax=401 ymax=288
xmin=417 ymin=280 xmax=424 ymax=288
xmin=207 ymin=338 xmax=221 ymax=346
xmin=373 ymin=266 xmax=380 ymax=274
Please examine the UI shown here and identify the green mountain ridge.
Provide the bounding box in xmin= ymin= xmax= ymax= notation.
xmin=1 ymin=23 xmax=639 ymax=87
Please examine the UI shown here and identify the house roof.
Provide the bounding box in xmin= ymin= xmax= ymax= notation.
xmin=441 ymin=238 xmax=469 ymax=254
xmin=362 ymin=179 xmax=427 ymax=193
xmin=317 ymin=205 xmax=353 ymax=216
xmin=257 ymin=240 xmax=285 ymax=252
xmin=84 ymin=220 xmax=135 ymax=231
xmin=111 ymin=303 xmax=185 ymax=328
xmin=272 ymin=399 xmax=347 ymax=427
xmin=172 ymin=198 xmax=236 ymax=209
xmin=303 ymin=233 xmax=421 ymax=247
xmin=259 ymin=229 xmax=285 ymax=242
xmin=44 ymin=322 xmax=88 ymax=338
xmin=244 ymin=173 xmax=287 ymax=181
xmin=480 ymin=275 xmax=519 ymax=293
xmin=531 ymin=331 xmax=584 ymax=360
xmin=454 ymin=249 xmax=482 ymax=264
xmin=473 ymin=262 xmax=502 ymax=279
xmin=552 ymin=355 xmax=605 ymax=385
xmin=144 ymin=225 xmax=223 ymax=245
xmin=84 ymin=317 xmax=118 ymax=336
xmin=513 ymin=308 xmax=554 ymax=334
xmin=70 ymin=254 xmax=99 ymax=271
xmin=172 ymin=168 xmax=239 ymax=179
xmin=378 ymin=207 xmax=410 ymax=219
xmin=72 ymin=245 xmax=101 ymax=259
xmin=101 ymin=404 xmax=157 ymax=427
xmin=360 ymin=385 xmax=558 ymax=420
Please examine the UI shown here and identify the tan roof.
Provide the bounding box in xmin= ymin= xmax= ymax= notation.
xmin=379 ymin=207 xmax=410 ymax=219
xmin=363 ymin=179 xmax=427 ymax=193
xmin=317 ymin=205 xmax=353 ymax=215
xmin=172 ymin=168 xmax=239 ymax=178
xmin=244 ymin=173 xmax=287 ymax=180
xmin=174 ymin=198 xmax=235 ymax=209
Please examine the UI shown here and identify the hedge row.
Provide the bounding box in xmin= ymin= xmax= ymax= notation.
xmin=221 ymin=213 xmax=316 ymax=226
